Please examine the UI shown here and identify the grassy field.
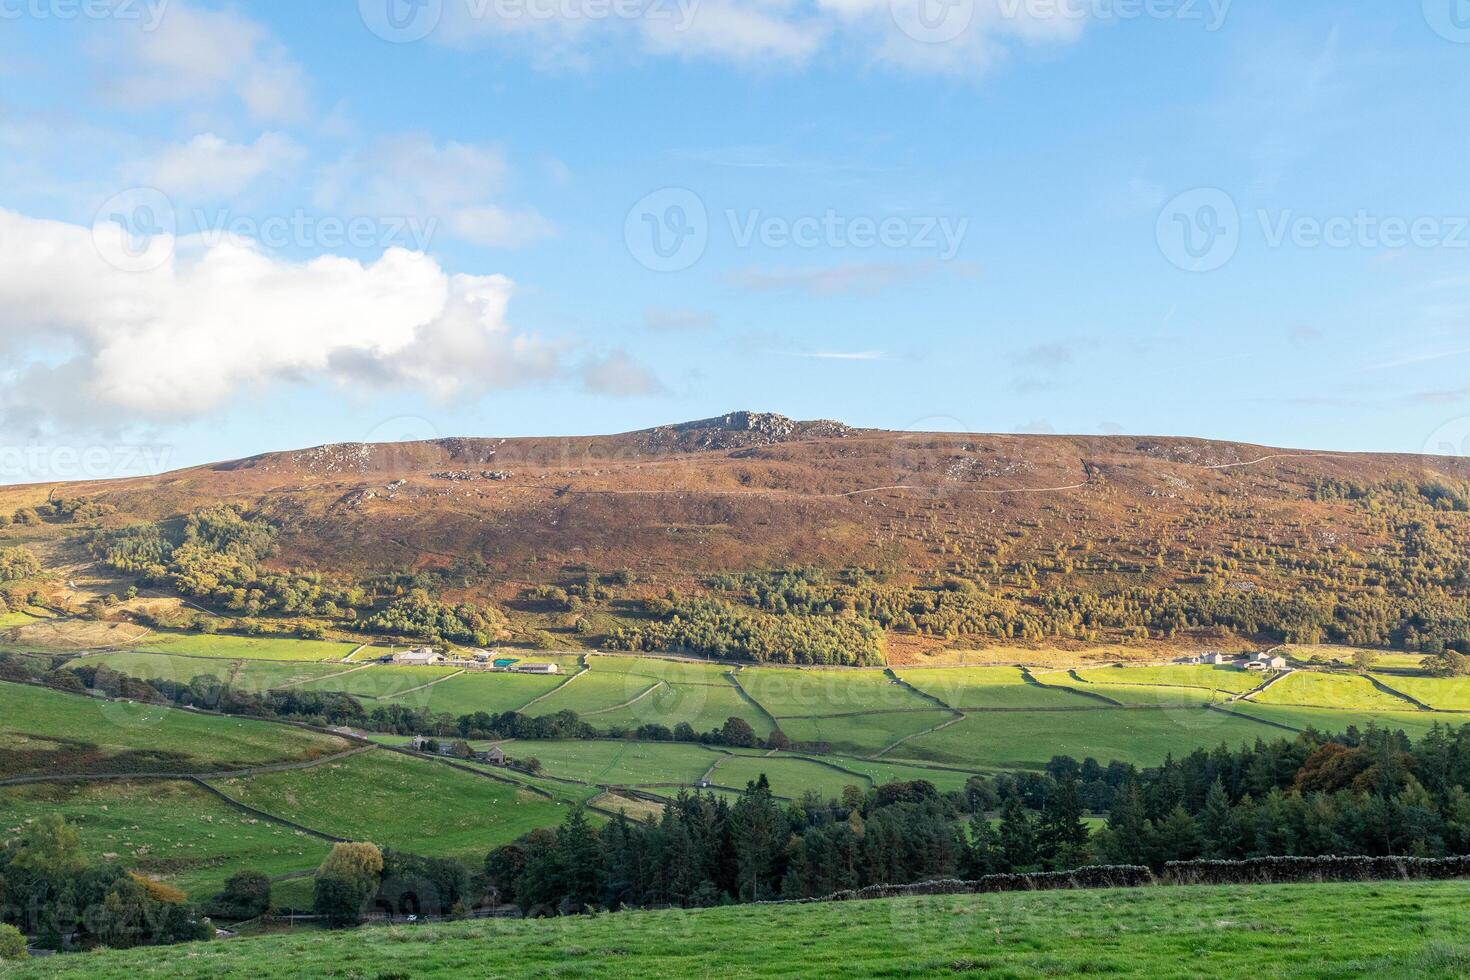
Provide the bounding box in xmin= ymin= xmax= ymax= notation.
xmin=291 ymin=664 xmax=460 ymax=699
xmin=1073 ymin=664 xmax=1260 ymax=694
xmin=503 ymin=739 xmax=719 ymax=786
xmin=895 ymin=666 xmax=1090 ymax=709
xmin=206 ymin=749 xmax=573 ymax=862
xmin=738 ymin=666 xmax=935 ymax=717
xmin=776 ymin=709 xmax=959 ymax=757
xmin=83 ymin=650 xmax=356 ymax=692
xmin=1371 ymin=674 xmax=1470 ymax=711
xmin=892 ymin=706 xmax=1278 ymax=769
xmin=592 ymin=676 xmax=774 ymax=736
xmin=381 ymin=670 xmax=566 ymax=715
xmin=527 ymin=669 xmax=658 ymax=715
xmin=0 ymin=607 xmax=49 ymax=628
xmin=821 ymin=756 xmax=988 ymax=792
xmin=709 ymin=754 xmax=868 ymax=799
xmin=1248 ymin=671 xmax=1419 ymax=711
xmin=0 ymin=780 xmax=330 ymax=900
xmin=0 ymin=681 xmax=348 ymax=777
xmin=1044 ymin=678 xmax=1231 ymax=707
xmin=127 ymin=634 xmax=359 ymax=662
xmin=15 ymin=880 xmax=1470 ymax=978
xmin=1222 ymin=702 xmax=1452 ymax=741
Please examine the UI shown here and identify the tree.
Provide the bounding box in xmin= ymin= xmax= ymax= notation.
xmin=1098 ymin=781 xmax=1152 ymax=866
xmin=732 ymin=776 xmax=784 ymax=900
xmin=1037 ymin=776 xmax=1091 ymax=870
xmin=997 ymin=796 xmax=1038 ymax=872
xmin=314 ymin=843 xmax=383 ymax=926
xmin=1351 ymin=649 xmax=1380 ymax=672
xmin=208 ymin=869 xmax=272 ymax=919
xmin=0 ymin=924 xmax=26 ymax=960
xmin=720 ymin=717 xmax=758 ymax=748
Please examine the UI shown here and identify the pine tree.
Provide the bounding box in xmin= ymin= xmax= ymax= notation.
xmin=998 ymin=796 xmax=1038 ymax=872
xmin=1037 ymin=775 xmax=1092 ymax=870
xmin=1099 ymin=780 xmax=1152 ymax=866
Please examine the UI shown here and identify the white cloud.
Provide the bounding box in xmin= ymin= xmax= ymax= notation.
xmin=136 ymin=132 xmax=305 ymax=198
xmin=102 ymin=1 xmax=309 ymax=122
xmin=0 ymin=209 xmax=564 ymax=424
xmin=581 ymin=350 xmax=667 ymax=396
xmin=437 ymin=0 xmax=1083 ymax=74
xmin=317 ymin=137 xmax=555 ymax=248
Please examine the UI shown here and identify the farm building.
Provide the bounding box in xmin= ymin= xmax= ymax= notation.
xmin=492 ymin=657 xmax=519 ymax=669
xmin=478 ymin=746 xmax=507 ymax=766
xmin=1197 ymin=652 xmax=1231 ymax=665
xmin=515 ymin=663 xmax=560 ymax=674
xmin=1249 ymin=653 xmax=1289 ymax=670
xmin=391 ymin=647 xmax=441 ymax=666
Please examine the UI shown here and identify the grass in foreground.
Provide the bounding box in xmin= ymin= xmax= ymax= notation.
xmin=14 ymin=880 xmax=1470 ymax=978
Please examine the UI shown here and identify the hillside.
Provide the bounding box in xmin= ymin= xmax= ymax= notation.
xmin=9 ymin=879 xmax=1470 ymax=978
xmin=5 ymin=413 xmax=1470 ymax=661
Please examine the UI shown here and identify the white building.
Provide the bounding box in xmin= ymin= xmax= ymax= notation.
xmin=515 ymin=662 xmax=560 ymax=675
xmin=392 ymin=647 xmax=441 ymax=666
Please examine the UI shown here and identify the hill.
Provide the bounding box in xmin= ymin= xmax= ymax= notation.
xmin=5 ymin=413 xmax=1470 ymax=661
xmin=8 ymin=879 xmax=1470 ymax=978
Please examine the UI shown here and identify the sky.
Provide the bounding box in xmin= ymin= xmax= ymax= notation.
xmin=2 ymin=0 xmax=1470 ymax=484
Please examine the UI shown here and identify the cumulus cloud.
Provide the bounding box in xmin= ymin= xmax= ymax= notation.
xmin=581 ymin=350 xmax=667 ymax=396
xmin=134 ymin=132 xmax=305 ymax=198
xmin=101 ymin=1 xmax=309 ymax=122
xmin=0 ymin=209 xmax=567 ymax=425
xmin=437 ymin=0 xmax=1084 ymax=74
xmin=316 ymin=137 xmax=556 ymax=248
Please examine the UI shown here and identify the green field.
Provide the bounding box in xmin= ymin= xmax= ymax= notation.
xmin=382 ymin=670 xmax=567 ymax=715
xmin=739 ymin=666 xmax=934 ymax=717
xmin=504 ymin=739 xmax=720 ymax=786
xmin=777 ymin=709 xmax=959 ymax=756
xmin=17 ymin=880 xmax=1470 ymax=979
xmin=206 ymin=749 xmax=573 ymax=862
xmin=709 ymin=754 xmax=868 ymax=799
xmin=895 ymin=666 xmax=1091 ymax=709
xmin=0 ymin=780 xmax=330 ymax=900
xmin=1248 ymin=671 xmax=1419 ymax=711
xmin=1370 ymin=674 xmax=1470 ymax=711
xmin=292 ymin=664 xmax=460 ymax=699
xmin=1073 ymin=664 xmax=1259 ymax=694
xmin=592 ymin=676 xmax=774 ymax=736
xmin=527 ymin=669 xmax=657 ymax=715
xmin=1046 ymin=678 xmax=1230 ymax=707
xmin=0 ymin=680 xmax=348 ymax=777
xmin=0 ymin=608 xmax=49 ymax=628
xmin=127 ymin=634 xmax=359 ymax=662
xmin=1222 ymin=702 xmax=1452 ymax=741
xmin=891 ymin=706 xmax=1278 ymax=769
xmin=83 ymin=650 xmax=356 ymax=693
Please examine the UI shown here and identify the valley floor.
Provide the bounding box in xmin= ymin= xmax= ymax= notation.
xmin=10 ymin=879 xmax=1470 ymax=978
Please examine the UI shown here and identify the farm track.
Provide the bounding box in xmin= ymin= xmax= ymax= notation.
xmin=516 ymin=663 xmax=591 ymax=712
xmin=361 ymin=668 xmax=466 ymax=701
xmin=578 ymin=679 xmax=664 ymax=717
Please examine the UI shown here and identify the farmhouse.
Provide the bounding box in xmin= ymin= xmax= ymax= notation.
xmin=1197 ymin=652 xmax=1231 ymax=665
xmin=391 ymin=647 xmax=441 ymax=666
xmin=477 ymin=746 xmax=507 ymax=766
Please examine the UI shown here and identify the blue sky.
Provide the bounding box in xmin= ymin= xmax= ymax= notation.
xmin=2 ymin=0 xmax=1470 ymax=483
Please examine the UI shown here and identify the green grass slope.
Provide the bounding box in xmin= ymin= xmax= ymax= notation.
xmin=14 ymin=880 xmax=1470 ymax=978
xmin=0 ymin=681 xmax=348 ymax=777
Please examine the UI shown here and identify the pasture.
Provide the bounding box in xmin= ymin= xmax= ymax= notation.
xmin=895 ymin=666 xmax=1090 ymax=709
xmin=501 ymin=739 xmax=718 ymax=786
xmin=205 ymin=749 xmax=572 ymax=862
xmin=709 ymin=754 xmax=867 ymax=800
xmin=127 ymin=633 xmax=359 ymax=662
xmin=0 ymin=680 xmax=348 ymax=777
xmin=776 ymin=709 xmax=960 ymax=757
xmin=891 ymin=706 xmax=1279 ymax=770
xmin=17 ymin=880 xmax=1470 ymax=979
xmin=0 ymin=779 xmax=330 ymax=900
xmin=382 ymin=670 xmax=566 ymax=715
xmin=1247 ymin=671 xmax=1418 ymax=711
xmin=738 ymin=666 xmax=934 ymax=717
xmin=1072 ymin=664 xmax=1259 ymax=694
